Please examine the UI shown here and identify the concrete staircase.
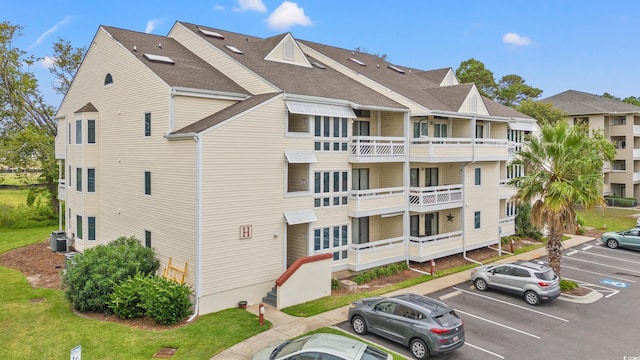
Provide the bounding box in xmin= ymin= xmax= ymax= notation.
xmin=262 ymin=287 xmax=277 ymax=307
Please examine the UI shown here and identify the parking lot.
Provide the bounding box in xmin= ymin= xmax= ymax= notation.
xmin=338 ymin=238 xmax=640 ymax=359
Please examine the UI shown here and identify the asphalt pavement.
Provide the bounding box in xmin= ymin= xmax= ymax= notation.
xmin=210 ymin=234 xmax=596 ymax=360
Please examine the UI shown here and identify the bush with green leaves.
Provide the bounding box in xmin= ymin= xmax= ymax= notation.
xmin=109 ymin=273 xmax=192 ymax=325
xmin=515 ymin=203 xmax=543 ymax=240
xmin=62 ymin=236 xmax=159 ymax=314
xmin=352 ymin=262 xmax=408 ymax=285
xmin=142 ymin=275 xmax=193 ymax=325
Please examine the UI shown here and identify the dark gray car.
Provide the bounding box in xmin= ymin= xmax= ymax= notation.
xmin=348 ymin=293 xmax=464 ymax=359
xmin=470 ymin=260 xmax=561 ymax=305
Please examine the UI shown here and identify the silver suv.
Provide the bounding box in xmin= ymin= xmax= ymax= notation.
xmin=470 ymin=260 xmax=560 ymax=305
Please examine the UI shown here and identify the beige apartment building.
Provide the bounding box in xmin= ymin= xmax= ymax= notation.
xmin=541 ymin=90 xmax=640 ymax=202
xmin=54 ymin=22 xmax=536 ymax=314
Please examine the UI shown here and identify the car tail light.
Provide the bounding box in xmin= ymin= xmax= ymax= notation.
xmin=538 ymin=281 xmax=549 ymax=287
xmin=430 ymin=328 xmax=450 ymax=335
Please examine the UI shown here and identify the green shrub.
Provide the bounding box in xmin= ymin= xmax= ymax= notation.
xmin=331 ymin=278 xmax=341 ymax=290
xmin=110 ymin=273 xmax=193 ymax=325
xmin=109 ymin=273 xmax=149 ymax=319
xmin=352 ymin=262 xmax=408 ymax=285
xmin=515 ymin=203 xmax=543 ymax=240
xmin=560 ymin=279 xmax=578 ymax=292
xmin=142 ymin=276 xmax=193 ymax=325
xmin=63 ymin=236 xmax=159 ymax=314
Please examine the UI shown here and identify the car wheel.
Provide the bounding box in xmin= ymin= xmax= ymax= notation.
xmin=606 ymin=239 xmax=619 ymax=249
xmin=474 ymin=278 xmax=488 ymax=291
xmin=410 ymin=338 xmax=429 ymax=359
xmin=524 ymin=290 xmax=541 ymax=305
xmin=351 ymin=315 xmax=367 ymax=335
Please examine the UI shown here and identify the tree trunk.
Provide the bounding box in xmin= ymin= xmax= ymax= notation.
xmin=546 ymin=231 xmax=564 ymax=278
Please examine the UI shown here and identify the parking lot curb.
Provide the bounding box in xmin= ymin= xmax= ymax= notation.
xmin=559 ymin=289 xmax=603 ymax=303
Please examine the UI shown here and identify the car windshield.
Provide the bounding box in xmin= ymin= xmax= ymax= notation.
xmin=272 ymin=337 xmax=308 ymax=358
xmin=534 ymin=270 xmax=556 ymax=281
xmin=362 ymin=346 xmax=389 ymax=360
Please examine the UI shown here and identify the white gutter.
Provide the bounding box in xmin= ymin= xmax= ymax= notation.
xmin=165 ymin=132 xmax=197 ymax=140
xmin=188 ymin=133 xmax=202 ymax=322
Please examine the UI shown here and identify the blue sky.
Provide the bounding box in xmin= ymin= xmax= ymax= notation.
xmin=4 ymin=0 xmax=640 ymax=107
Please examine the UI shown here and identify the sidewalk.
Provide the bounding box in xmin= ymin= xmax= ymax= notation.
xmin=211 ymin=234 xmax=596 ymax=360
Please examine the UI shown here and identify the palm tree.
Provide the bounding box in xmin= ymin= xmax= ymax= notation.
xmin=509 ymin=121 xmax=615 ymax=277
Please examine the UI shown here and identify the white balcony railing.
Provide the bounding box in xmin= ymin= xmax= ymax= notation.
xmin=409 ymin=184 xmax=463 ymax=210
xmin=58 ymin=180 xmax=66 ymax=201
xmin=349 ymin=236 xmax=406 ymax=271
xmin=498 ymin=179 xmax=517 ymax=199
xmin=410 ymin=137 xmax=508 ymax=160
xmin=499 ymin=216 xmax=516 ymax=236
xmin=349 ymin=187 xmax=406 ymax=215
xmin=349 ymin=136 xmax=406 ymax=160
xmin=409 ymin=230 xmax=463 ymax=262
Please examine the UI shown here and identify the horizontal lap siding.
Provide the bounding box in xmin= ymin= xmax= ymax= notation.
xmin=56 ymin=28 xmax=197 ymax=283
xmin=200 ymin=99 xmax=287 ymax=296
xmin=172 ymin=96 xmax=236 ymax=131
xmin=464 ymin=162 xmax=499 ymax=246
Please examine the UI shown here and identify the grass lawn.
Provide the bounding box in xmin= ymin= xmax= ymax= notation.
xmin=0 ymin=189 xmax=30 ymax=207
xmin=577 ymin=206 xmax=639 ymax=232
xmin=0 ymin=226 xmax=271 ymax=360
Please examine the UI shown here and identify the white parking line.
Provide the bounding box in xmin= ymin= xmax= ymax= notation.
xmin=561 ymin=265 xmax=636 ymax=283
xmin=562 ymin=277 xmax=620 ymax=298
xmin=452 ymin=287 xmax=570 ymax=322
xmin=562 ymin=256 xmax=640 ymax=274
xmin=455 ymin=309 xmax=540 ymax=339
xmin=570 ymin=249 xmax=640 ymax=264
xmin=464 ymin=342 xmax=505 ymax=359
xmin=586 ymin=243 xmax=640 ymax=259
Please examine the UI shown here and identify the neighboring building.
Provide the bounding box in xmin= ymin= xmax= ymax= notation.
xmin=540 ymin=90 xmax=640 ymax=201
xmin=54 ymin=22 xmax=536 ymax=315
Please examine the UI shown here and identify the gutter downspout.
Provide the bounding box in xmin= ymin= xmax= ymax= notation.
xmin=188 ymin=133 xmax=201 ymax=322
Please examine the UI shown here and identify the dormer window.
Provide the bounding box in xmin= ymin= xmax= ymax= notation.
xmin=104 ymin=73 xmax=113 ymax=85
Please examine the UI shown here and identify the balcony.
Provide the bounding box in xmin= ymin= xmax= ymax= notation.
xmin=58 ymin=180 xmax=66 ymax=201
xmin=498 ymin=179 xmax=517 ymax=199
xmin=410 ymin=137 xmax=508 ymax=162
xmin=499 ymin=216 xmax=516 ymax=236
xmin=349 ymin=136 xmax=406 ymax=163
xmin=409 ymin=184 xmax=463 ymax=212
xmin=409 ymin=231 xmax=463 ymax=262
xmin=349 ymin=236 xmax=406 ymax=271
xmin=349 ymin=187 xmax=406 ymax=217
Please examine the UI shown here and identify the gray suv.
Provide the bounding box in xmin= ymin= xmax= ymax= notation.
xmin=470 ymin=260 xmax=561 ymax=305
xmin=348 ymin=293 xmax=464 ymax=359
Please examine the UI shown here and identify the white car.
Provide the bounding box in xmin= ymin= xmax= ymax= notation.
xmin=252 ymin=333 xmax=392 ymax=360
xmin=636 ymin=217 xmax=640 ymax=227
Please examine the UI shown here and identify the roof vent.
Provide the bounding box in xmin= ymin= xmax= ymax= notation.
xmin=133 ymin=45 xmax=137 ymax=51
xmin=143 ymin=53 xmax=174 ymax=64
xmin=349 ymin=57 xmax=366 ymax=66
xmin=225 ymin=45 xmax=243 ymax=54
xmin=388 ymin=64 xmax=405 ymax=74
xmin=198 ymin=28 xmax=224 ymax=39
xmin=158 ymin=43 xmax=162 ymax=48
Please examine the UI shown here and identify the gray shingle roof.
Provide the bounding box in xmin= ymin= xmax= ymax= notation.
xmin=482 ymin=96 xmax=534 ymax=119
xmin=540 ymin=90 xmax=640 ymax=115
xmin=102 ymin=26 xmax=249 ymax=95
xmin=173 ymin=93 xmax=281 ymax=134
xmin=75 ymin=102 xmax=98 ymax=113
xmin=178 ymin=22 xmax=407 ymax=111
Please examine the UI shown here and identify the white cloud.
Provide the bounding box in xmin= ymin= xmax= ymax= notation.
xmin=234 ymin=0 xmax=266 ymax=12
xmin=502 ymin=32 xmax=532 ymax=46
xmin=266 ymin=1 xmax=312 ymax=31
xmin=145 ymin=19 xmax=163 ymax=34
xmin=29 ymin=16 xmax=72 ymax=49
xmin=213 ymin=4 xmax=225 ymax=11
xmin=39 ymin=56 xmax=56 ymax=69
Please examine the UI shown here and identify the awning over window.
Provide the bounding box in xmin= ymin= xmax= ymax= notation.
xmin=286 ymin=101 xmax=356 ymax=118
xmin=284 ymin=151 xmax=317 ymax=163
xmin=284 ymin=209 xmax=318 ymax=225
xmin=508 ymin=122 xmax=537 ymax=132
